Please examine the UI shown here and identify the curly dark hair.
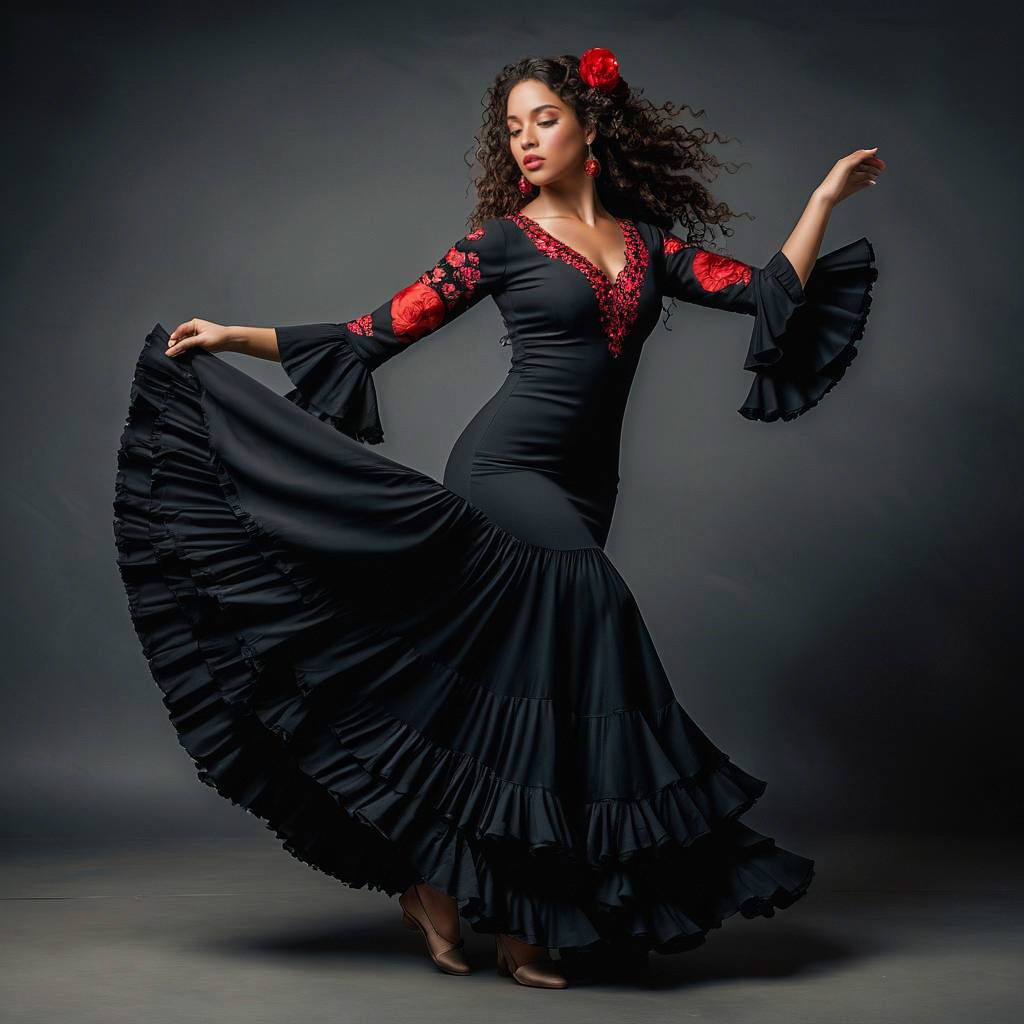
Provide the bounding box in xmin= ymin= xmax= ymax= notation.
xmin=463 ymin=53 xmax=754 ymax=250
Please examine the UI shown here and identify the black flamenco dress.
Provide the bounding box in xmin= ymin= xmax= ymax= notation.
xmin=112 ymin=210 xmax=876 ymax=955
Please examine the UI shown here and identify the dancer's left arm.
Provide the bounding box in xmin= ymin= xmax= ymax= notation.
xmin=657 ymin=147 xmax=885 ymax=422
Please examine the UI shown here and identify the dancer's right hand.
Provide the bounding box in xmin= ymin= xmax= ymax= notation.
xmin=165 ymin=318 xmax=236 ymax=357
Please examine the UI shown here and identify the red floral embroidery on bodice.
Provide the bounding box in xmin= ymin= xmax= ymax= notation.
xmin=662 ymin=229 xmax=752 ymax=293
xmin=507 ymin=212 xmax=648 ymax=357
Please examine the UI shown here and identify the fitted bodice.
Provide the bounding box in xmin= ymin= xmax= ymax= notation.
xmin=441 ymin=216 xmax=668 ymax=548
xmin=483 ymin=222 xmax=661 ymax=449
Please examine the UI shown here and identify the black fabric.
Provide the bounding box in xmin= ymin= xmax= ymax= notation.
xmin=113 ymin=215 xmax=877 ymax=953
xmin=276 ymin=323 xmax=384 ymax=444
xmin=738 ymin=239 xmax=877 ymax=421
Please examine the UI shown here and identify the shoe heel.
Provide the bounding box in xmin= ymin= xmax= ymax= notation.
xmin=495 ymin=938 xmax=512 ymax=977
xmin=402 ymin=911 xmax=421 ymax=931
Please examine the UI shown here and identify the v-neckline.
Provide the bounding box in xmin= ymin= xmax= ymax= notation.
xmin=504 ymin=210 xmax=649 ymax=359
xmin=510 ymin=212 xmax=634 ymax=289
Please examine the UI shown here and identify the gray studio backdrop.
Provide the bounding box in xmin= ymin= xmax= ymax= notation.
xmin=5 ymin=1 xmax=1019 ymax=841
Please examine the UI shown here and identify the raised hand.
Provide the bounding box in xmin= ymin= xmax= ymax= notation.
xmin=815 ymin=147 xmax=886 ymax=207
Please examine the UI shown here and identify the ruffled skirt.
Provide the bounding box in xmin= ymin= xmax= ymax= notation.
xmin=112 ymin=324 xmax=815 ymax=954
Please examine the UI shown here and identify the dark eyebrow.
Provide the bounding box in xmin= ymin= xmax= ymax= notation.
xmin=506 ymin=104 xmax=562 ymax=123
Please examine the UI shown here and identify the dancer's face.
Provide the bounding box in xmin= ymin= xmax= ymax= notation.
xmin=506 ymin=79 xmax=591 ymax=188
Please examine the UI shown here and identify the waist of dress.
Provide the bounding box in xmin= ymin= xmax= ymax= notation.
xmin=469 ymin=449 xmax=620 ymax=492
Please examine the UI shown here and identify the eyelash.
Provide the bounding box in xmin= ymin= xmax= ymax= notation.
xmin=509 ymin=119 xmax=558 ymax=137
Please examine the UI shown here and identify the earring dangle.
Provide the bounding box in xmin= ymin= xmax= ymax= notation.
xmin=583 ymin=142 xmax=601 ymax=178
xmin=518 ymin=174 xmax=535 ymax=197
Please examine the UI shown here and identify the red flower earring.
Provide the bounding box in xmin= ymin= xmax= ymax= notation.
xmin=583 ymin=141 xmax=601 ymax=178
xmin=518 ymin=174 xmax=536 ymax=196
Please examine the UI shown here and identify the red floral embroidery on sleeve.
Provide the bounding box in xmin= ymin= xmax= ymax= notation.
xmin=692 ymin=250 xmax=752 ymax=292
xmin=390 ymin=242 xmax=483 ymax=342
xmin=346 ymin=313 xmax=373 ymax=335
xmin=390 ymin=281 xmax=446 ymax=342
xmin=663 ymin=229 xmax=752 ymax=293
xmin=663 ymin=231 xmax=689 ymax=255
xmin=342 ymin=232 xmax=490 ymax=345
xmin=422 ymin=245 xmax=482 ymax=313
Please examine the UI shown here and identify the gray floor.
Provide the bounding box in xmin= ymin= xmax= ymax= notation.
xmin=2 ymin=831 xmax=1020 ymax=1023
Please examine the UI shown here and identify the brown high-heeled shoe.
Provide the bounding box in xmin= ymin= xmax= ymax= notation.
xmin=495 ymin=933 xmax=568 ymax=989
xmin=399 ymin=883 xmax=471 ymax=976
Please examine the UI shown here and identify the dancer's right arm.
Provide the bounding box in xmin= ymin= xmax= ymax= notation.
xmin=166 ymin=217 xmax=508 ymax=445
xmin=235 ymin=326 xmax=280 ymax=360
xmin=164 ymin=321 xmax=280 ymax=359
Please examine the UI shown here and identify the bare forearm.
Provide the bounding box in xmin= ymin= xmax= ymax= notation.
xmin=780 ymin=190 xmax=834 ymax=290
xmin=229 ymin=326 xmax=280 ymax=361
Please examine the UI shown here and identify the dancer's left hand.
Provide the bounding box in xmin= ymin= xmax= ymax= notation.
xmin=815 ymin=147 xmax=886 ymax=206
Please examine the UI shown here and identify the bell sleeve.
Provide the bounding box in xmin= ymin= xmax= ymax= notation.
xmin=275 ymin=217 xmax=508 ymax=444
xmin=657 ymin=227 xmax=877 ymax=422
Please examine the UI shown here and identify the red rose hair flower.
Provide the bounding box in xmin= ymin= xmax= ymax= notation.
xmin=579 ymin=47 xmax=620 ymax=94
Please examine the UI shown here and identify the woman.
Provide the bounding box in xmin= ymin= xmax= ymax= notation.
xmin=113 ymin=49 xmax=882 ymax=989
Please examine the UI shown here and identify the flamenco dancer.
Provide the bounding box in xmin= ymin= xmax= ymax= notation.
xmin=113 ymin=48 xmax=882 ymax=989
